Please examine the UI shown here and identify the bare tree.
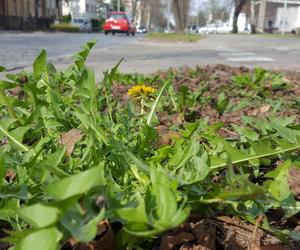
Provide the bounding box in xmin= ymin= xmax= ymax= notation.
xmin=206 ymin=0 xmax=233 ymax=22
xmin=139 ymin=0 xmax=147 ymax=26
xmin=173 ymin=0 xmax=190 ymax=32
xmin=232 ymin=0 xmax=247 ymax=33
xmin=131 ymin=0 xmax=139 ymax=21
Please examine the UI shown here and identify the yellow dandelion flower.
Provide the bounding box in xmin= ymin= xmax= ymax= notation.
xmin=127 ymin=85 xmax=156 ymax=99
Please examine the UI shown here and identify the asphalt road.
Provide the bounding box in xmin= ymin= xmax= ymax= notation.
xmin=0 ymin=32 xmax=299 ymax=77
xmin=0 ymin=32 xmax=138 ymax=70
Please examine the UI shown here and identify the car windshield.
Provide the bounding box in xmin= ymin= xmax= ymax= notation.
xmin=74 ymin=19 xmax=84 ymax=23
xmin=110 ymin=14 xmax=127 ymax=20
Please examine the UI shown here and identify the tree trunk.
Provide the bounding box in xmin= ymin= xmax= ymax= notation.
xmin=131 ymin=0 xmax=138 ymax=22
xmin=250 ymin=0 xmax=256 ymax=33
xmin=139 ymin=0 xmax=145 ymax=26
xmin=232 ymin=0 xmax=247 ymax=33
xmin=173 ymin=0 xmax=189 ymax=32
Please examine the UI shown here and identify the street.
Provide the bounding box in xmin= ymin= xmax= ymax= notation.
xmin=0 ymin=32 xmax=300 ymax=77
xmin=0 ymin=32 xmax=137 ymax=70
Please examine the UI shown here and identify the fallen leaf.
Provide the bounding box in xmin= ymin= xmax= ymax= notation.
xmin=58 ymin=129 xmax=83 ymax=156
xmin=255 ymin=244 xmax=289 ymax=250
xmin=92 ymin=221 xmax=114 ymax=250
xmin=73 ymin=243 xmax=95 ymax=250
xmin=191 ymin=220 xmax=216 ymax=250
xmin=6 ymin=168 xmax=16 ymax=182
xmin=160 ymin=232 xmax=195 ymax=250
xmin=288 ymin=167 xmax=300 ymax=200
xmin=259 ymin=105 xmax=271 ymax=114
xmin=158 ymin=131 xmax=181 ymax=146
xmin=247 ymin=105 xmax=271 ymax=117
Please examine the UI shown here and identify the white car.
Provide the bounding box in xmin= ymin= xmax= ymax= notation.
xmin=216 ymin=23 xmax=232 ymax=33
xmin=198 ymin=24 xmax=217 ymax=34
xmin=72 ymin=19 xmax=92 ymax=32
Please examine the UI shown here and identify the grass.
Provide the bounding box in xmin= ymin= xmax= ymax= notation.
xmin=144 ymin=32 xmax=202 ymax=43
xmin=50 ymin=22 xmax=80 ymax=33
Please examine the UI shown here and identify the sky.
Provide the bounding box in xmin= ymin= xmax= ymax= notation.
xmin=190 ymin=0 xmax=206 ymax=15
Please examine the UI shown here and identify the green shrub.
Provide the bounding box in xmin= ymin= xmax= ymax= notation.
xmin=60 ymin=14 xmax=71 ymax=23
xmin=50 ymin=22 xmax=80 ymax=32
xmin=91 ymin=18 xmax=104 ymax=32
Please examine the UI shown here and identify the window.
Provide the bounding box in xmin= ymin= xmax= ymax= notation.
xmin=26 ymin=1 xmax=30 ymax=16
xmin=13 ymin=0 xmax=17 ymax=16
xmin=86 ymin=4 xmax=89 ymax=12
xmin=110 ymin=13 xmax=127 ymax=20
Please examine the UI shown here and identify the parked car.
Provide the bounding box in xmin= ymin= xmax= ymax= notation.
xmin=216 ymin=23 xmax=232 ymax=33
xmin=198 ymin=24 xmax=217 ymax=34
xmin=102 ymin=12 xmax=136 ymax=36
xmin=188 ymin=24 xmax=199 ymax=33
xmin=72 ymin=18 xmax=92 ymax=32
xmin=137 ymin=25 xmax=147 ymax=34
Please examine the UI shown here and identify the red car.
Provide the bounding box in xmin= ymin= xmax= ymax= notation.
xmin=103 ymin=12 xmax=136 ymax=36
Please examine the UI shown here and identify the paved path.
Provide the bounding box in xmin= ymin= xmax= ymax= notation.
xmin=83 ymin=34 xmax=300 ymax=76
xmin=0 ymin=33 xmax=299 ymax=78
xmin=0 ymin=32 xmax=138 ymax=70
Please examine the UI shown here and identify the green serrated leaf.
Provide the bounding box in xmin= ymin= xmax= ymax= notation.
xmin=13 ymin=227 xmax=62 ymax=250
xmin=270 ymin=122 xmax=297 ymax=144
xmin=45 ymin=166 xmax=106 ymax=200
xmin=33 ymin=49 xmax=48 ymax=81
xmin=17 ymin=204 xmax=60 ymax=228
xmin=61 ymin=207 xmax=105 ymax=243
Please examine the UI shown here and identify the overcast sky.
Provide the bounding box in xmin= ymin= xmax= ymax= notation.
xmin=190 ymin=0 xmax=206 ymax=15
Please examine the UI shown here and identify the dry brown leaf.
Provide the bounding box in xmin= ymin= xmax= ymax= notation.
xmin=73 ymin=243 xmax=94 ymax=250
xmin=58 ymin=129 xmax=83 ymax=156
xmin=191 ymin=220 xmax=216 ymax=250
xmin=6 ymin=168 xmax=16 ymax=182
xmin=254 ymin=244 xmax=289 ymax=250
xmin=247 ymin=105 xmax=271 ymax=117
xmin=288 ymin=167 xmax=300 ymax=200
xmin=160 ymin=232 xmax=195 ymax=250
xmin=259 ymin=105 xmax=271 ymax=114
xmin=8 ymin=86 xmax=22 ymax=96
xmin=92 ymin=221 xmax=114 ymax=250
xmin=158 ymin=131 xmax=181 ymax=146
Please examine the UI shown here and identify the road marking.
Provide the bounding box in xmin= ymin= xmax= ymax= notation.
xmin=226 ymin=57 xmax=274 ymax=62
xmin=219 ymin=52 xmax=256 ymax=57
xmin=271 ymin=47 xmax=289 ymax=51
xmin=215 ymin=48 xmax=275 ymax=63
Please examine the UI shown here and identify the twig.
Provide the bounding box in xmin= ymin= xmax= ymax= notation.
xmin=250 ymin=215 xmax=265 ymax=250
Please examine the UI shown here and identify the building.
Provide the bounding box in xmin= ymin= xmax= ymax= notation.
xmin=62 ymin=0 xmax=98 ymax=21
xmin=0 ymin=0 xmax=62 ymax=30
xmin=256 ymin=0 xmax=300 ymax=32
